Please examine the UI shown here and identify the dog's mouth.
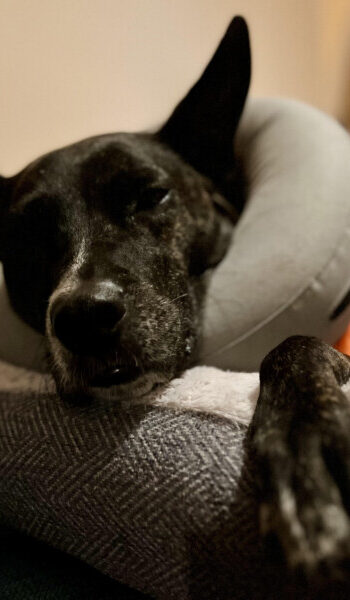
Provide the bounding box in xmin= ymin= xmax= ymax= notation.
xmin=47 ymin=333 xmax=148 ymax=396
xmin=89 ymin=364 xmax=142 ymax=388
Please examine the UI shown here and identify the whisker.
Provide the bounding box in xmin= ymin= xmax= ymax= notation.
xmin=168 ymin=293 xmax=188 ymax=305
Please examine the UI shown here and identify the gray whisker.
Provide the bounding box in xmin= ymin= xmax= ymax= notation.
xmin=168 ymin=293 xmax=188 ymax=305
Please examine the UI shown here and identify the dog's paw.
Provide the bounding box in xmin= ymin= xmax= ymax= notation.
xmin=254 ymin=393 xmax=350 ymax=593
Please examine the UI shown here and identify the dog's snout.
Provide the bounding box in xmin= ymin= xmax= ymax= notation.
xmin=50 ymin=282 xmax=126 ymax=355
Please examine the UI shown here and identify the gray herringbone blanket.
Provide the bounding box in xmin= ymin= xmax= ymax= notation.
xmin=0 ymin=360 xmax=283 ymax=599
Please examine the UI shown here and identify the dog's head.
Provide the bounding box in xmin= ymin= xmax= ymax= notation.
xmin=0 ymin=17 xmax=250 ymax=399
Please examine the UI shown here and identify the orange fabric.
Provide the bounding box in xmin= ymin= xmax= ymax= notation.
xmin=334 ymin=323 xmax=350 ymax=355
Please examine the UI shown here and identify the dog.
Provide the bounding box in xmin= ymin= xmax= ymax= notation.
xmin=1 ymin=15 xmax=350 ymax=596
xmin=0 ymin=17 xmax=249 ymax=401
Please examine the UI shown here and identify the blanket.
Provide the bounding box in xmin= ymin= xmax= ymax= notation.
xmin=0 ymin=359 xmax=286 ymax=600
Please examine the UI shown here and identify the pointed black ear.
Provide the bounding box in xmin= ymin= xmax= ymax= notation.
xmin=0 ymin=176 xmax=10 ymax=260
xmin=158 ymin=16 xmax=250 ymax=190
xmin=0 ymin=175 xmax=9 ymax=206
xmin=0 ymin=175 xmax=7 ymax=215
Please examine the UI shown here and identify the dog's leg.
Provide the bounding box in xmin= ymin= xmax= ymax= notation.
xmin=250 ymin=335 xmax=350 ymax=594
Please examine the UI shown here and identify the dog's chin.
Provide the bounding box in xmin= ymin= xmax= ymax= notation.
xmin=48 ymin=338 xmax=173 ymax=402
xmin=87 ymin=370 xmax=170 ymax=402
xmin=56 ymin=369 xmax=169 ymax=403
xmin=47 ymin=337 xmax=172 ymax=402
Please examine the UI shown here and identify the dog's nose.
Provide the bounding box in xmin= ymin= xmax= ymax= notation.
xmin=50 ymin=282 xmax=126 ymax=355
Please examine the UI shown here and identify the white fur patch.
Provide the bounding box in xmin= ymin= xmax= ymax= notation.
xmin=47 ymin=237 xmax=88 ymax=311
xmin=45 ymin=237 xmax=89 ymax=384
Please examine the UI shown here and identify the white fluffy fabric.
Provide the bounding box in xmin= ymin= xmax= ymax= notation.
xmin=146 ymin=367 xmax=259 ymax=425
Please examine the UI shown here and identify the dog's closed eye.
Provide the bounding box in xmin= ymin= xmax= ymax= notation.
xmin=138 ymin=187 xmax=172 ymax=211
xmin=101 ymin=174 xmax=172 ymax=219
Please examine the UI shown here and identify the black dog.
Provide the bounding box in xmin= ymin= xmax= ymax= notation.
xmin=0 ymin=17 xmax=249 ymax=401
xmin=1 ymin=15 xmax=350 ymax=595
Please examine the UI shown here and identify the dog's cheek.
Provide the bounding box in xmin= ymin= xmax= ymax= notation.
xmin=130 ymin=302 xmax=184 ymax=365
xmin=125 ymin=284 xmax=199 ymax=372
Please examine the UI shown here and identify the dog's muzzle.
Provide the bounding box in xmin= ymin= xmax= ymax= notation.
xmin=49 ymin=280 xmax=141 ymax=387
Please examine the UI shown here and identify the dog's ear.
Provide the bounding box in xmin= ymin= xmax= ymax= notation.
xmin=0 ymin=176 xmax=8 ymax=199
xmin=0 ymin=175 xmax=7 ymax=215
xmin=158 ymin=16 xmax=250 ymax=190
xmin=0 ymin=176 xmax=10 ymax=260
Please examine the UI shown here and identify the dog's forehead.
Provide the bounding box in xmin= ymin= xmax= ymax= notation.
xmin=13 ymin=132 xmax=171 ymax=201
xmin=78 ymin=134 xmax=171 ymax=192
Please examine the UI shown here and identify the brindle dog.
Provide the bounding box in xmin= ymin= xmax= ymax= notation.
xmin=1 ymin=16 xmax=350 ymax=596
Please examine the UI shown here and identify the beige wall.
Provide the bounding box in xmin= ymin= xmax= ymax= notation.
xmin=1 ymin=0 xmax=350 ymax=175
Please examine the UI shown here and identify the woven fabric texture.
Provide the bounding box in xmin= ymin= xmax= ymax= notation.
xmin=0 ymin=364 xmax=285 ymax=599
xmin=0 ymin=525 xmax=149 ymax=599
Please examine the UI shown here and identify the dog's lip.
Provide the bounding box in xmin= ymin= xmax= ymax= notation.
xmin=89 ymin=365 xmax=141 ymax=388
